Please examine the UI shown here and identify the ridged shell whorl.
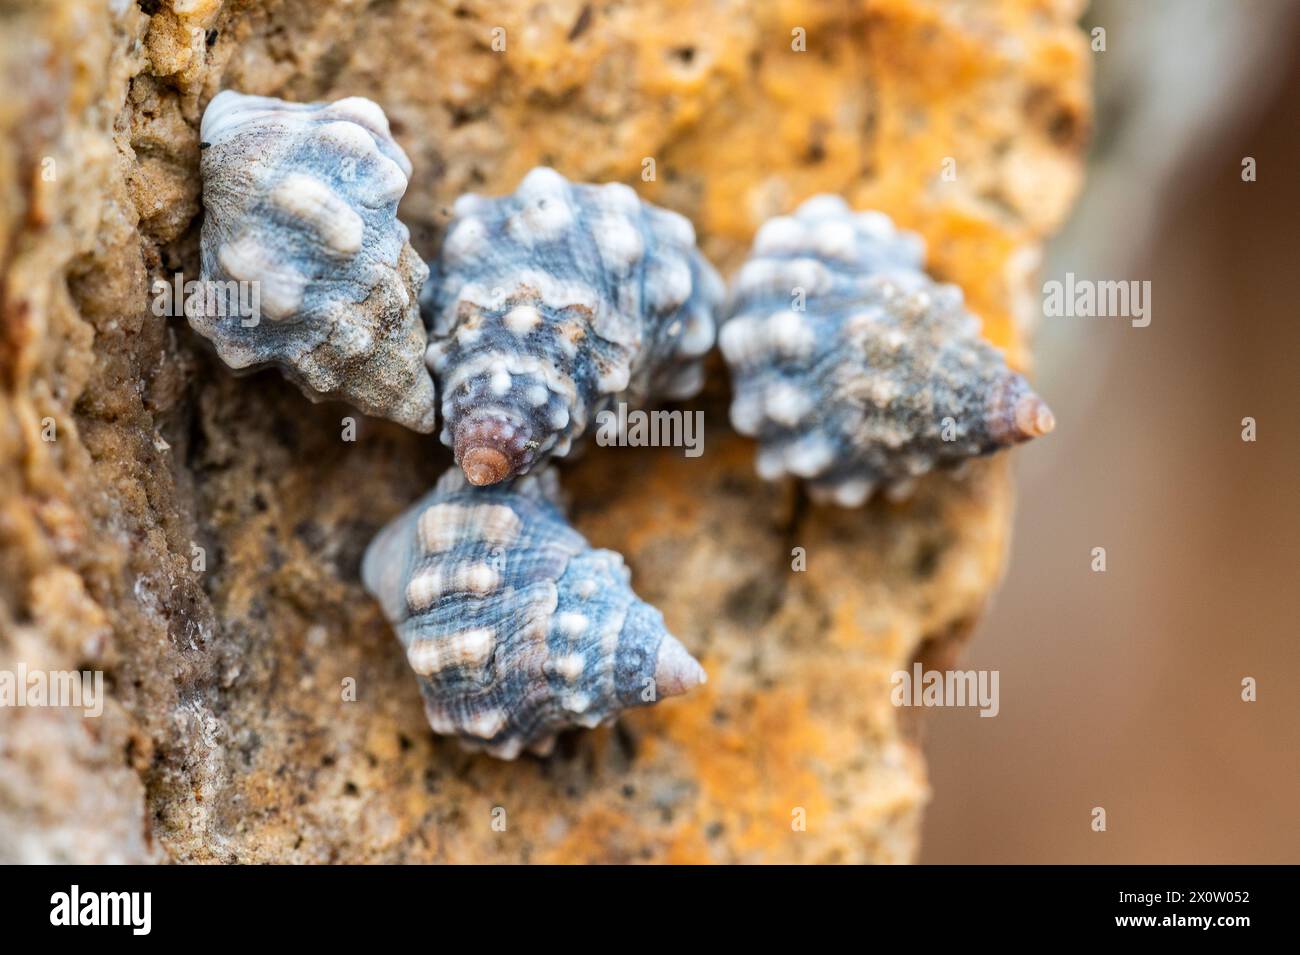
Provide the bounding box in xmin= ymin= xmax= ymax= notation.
xmin=197 ymin=91 xmax=437 ymax=432
xmin=720 ymin=196 xmax=1054 ymax=507
xmin=362 ymin=467 xmax=706 ymax=759
xmin=422 ymin=167 xmax=723 ymax=486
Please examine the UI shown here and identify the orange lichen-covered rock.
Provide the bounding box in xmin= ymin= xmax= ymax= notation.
xmin=0 ymin=0 xmax=1087 ymax=862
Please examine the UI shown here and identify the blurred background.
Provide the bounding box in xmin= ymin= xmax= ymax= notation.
xmin=922 ymin=0 xmax=1300 ymax=863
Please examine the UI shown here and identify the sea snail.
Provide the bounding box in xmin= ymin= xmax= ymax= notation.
xmin=362 ymin=467 xmax=707 ymax=759
xmin=421 ymin=166 xmax=724 ymax=486
xmin=196 ymin=90 xmax=437 ymax=432
xmin=719 ymin=195 xmax=1054 ymax=506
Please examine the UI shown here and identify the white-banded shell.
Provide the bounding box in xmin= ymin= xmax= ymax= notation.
xmin=362 ymin=467 xmax=706 ymax=759
xmin=421 ymin=166 xmax=724 ymax=486
xmin=721 ymin=196 xmax=1054 ymax=506
xmin=196 ymin=91 xmax=437 ymax=432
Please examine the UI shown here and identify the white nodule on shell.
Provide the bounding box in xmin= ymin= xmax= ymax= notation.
xmin=216 ymin=235 xmax=307 ymax=321
xmin=797 ymin=193 xmax=851 ymax=219
xmin=644 ymin=257 xmax=692 ymax=312
xmin=563 ymin=692 xmax=592 ymax=714
xmin=464 ymin=561 xmax=500 ymax=594
xmin=677 ymin=308 xmax=714 ymax=357
xmin=404 ymin=570 xmax=441 ymax=611
xmin=601 ymin=180 xmax=642 ymax=215
xmin=463 ymin=707 xmax=510 ymax=740
xmin=316 ymin=120 xmax=377 ymax=159
xmin=729 ymin=391 xmax=764 ymax=437
xmin=453 ymin=321 xmax=485 ymax=349
xmin=854 ymin=209 xmax=896 ymax=238
xmin=767 ymin=310 xmax=814 ymax=358
xmin=406 ymin=627 xmax=496 ymax=675
xmin=416 ymin=502 xmax=522 ymax=553
xmin=356 ymin=157 xmax=411 ymax=207
xmin=717 ymin=317 xmax=755 ymax=365
xmin=519 ymin=195 xmax=575 ymax=241
xmin=753 ymin=215 xmax=805 ymax=254
xmin=756 ymin=446 xmax=786 ymax=480
xmin=652 ymin=207 xmax=696 ymax=248
xmin=328 ymin=95 xmax=394 ymax=136
xmin=734 ymin=256 xmax=833 ymax=300
xmin=595 ymin=214 xmax=645 ymax=270
xmin=555 ymin=612 xmax=588 ymax=637
xmin=764 ymin=382 xmax=812 ymax=426
xmin=404 ymin=560 xmax=500 ymax=610
xmin=489 ymin=366 xmax=513 ymax=396
xmin=551 ymin=653 xmax=586 ymax=683
xmin=784 ymin=435 xmax=834 ymax=478
xmin=487 ymin=736 xmax=527 ymax=759
xmin=518 ymin=166 xmax=570 ymax=198
xmin=443 ymin=217 xmax=489 ymax=263
xmin=815 ymin=219 xmax=857 ymax=260
xmin=831 ymin=479 xmax=874 ymax=508
xmin=878 ymin=326 xmax=908 ymax=353
xmin=504 ymin=305 xmax=542 ymax=336
xmin=271 ymin=173 xmax=365 ymax=255
xmin=595 ymin=359 xmax=632 ymax=394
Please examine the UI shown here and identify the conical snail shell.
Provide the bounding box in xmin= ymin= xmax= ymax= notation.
xmin=362 ymin=467 xmax=706 ymax=759
xmin=720 ymin=196 xmax=1054 ymax=506
xmin=196 ymin=91 xmax=437 ymax=432
xmin=421 ymin=166 xmax=723 ymax=486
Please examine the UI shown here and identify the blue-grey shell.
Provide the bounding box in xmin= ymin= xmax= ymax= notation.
xmin=196 ymin=91 xmax=437 ymax=432
xmin=720 ymin=195 xmax=1054 ymax=506
xmin=362 ymin=467 xmax=706 ymax=759
xmin=420 ymin=166 xmax=723 ymax=485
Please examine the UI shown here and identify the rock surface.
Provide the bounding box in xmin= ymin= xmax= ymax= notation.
xmin=0 ymin=0 xmax=1088 ymax=862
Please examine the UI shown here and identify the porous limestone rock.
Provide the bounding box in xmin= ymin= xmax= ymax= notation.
xmin=0 ymin=0 xmax=1088 ymax=863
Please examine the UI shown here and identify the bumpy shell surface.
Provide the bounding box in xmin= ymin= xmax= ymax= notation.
xmin=197 ymin=91 xmax=437 ymax=432
xmin=720 ymin=196 xmax=1054 ymax=506
xmin=362 ymin=467 xmax=706 ymax=759
xmin=421 ymin=166 xmax=723 ymax=486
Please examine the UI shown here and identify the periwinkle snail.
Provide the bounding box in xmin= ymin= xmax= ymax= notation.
xmin=196 ymin=91 xmax=437 ymax=432
xmin=361 ymin=467 xmax=706 ymax=759
xmin=719 ymin=195 xmax=1054 ymax=506
xmin=421 ymin=166 xmax=723 ymax=486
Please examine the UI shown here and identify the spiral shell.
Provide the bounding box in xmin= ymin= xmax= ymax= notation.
xmin=362 ymin=467 xmax=706 ymax=759
xmin=720 ymin=196 xmax=1054 ymax=506
xmin=421 ymin=167 xmax=723 ymax=486
xmin=196 ymin=91 xmax=437 ymax=432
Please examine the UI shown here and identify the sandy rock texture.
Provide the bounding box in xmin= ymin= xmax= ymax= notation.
xmin=0 ymin=0 xmax=1088 ymax=862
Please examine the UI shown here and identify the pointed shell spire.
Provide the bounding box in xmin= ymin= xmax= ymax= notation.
xmin=196 ymin=90 xmax=437 ymax=432
xmin=422 ymin=166 xmax=723 ymax=485
xmin=720 ymin=196 xmax=1054 ymax=506
xmin=362 ymin=467 xmax=705 ymax=759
